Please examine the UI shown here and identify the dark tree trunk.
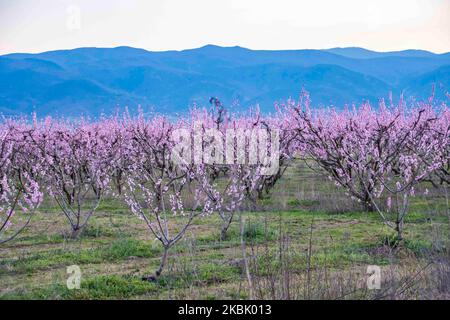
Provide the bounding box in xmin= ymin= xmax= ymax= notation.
xmin=69 ymin=225 xmax=84 ymax=239
xmin=219 ymin=214 xmax=234 ymax=241
xmin=395 ymin=219 xmax=404 ymax=243
xmin=363 ymin=201 xmax=375 ymax=212
xmin=143 ymin=245 xmax=169 ymax=282
xmin=362 ymin=191 xmax=375 ymax=212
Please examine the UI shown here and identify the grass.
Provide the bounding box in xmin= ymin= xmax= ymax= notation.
xmin=1 ymin=162 xmax=449 ymax=300
xmin=1 ymin=206 xmax=447 ymax=299
xmin=0 ymin=238 xmax=160 ymax=276
xmin=0 ymin=274 xmax=159 ymax=300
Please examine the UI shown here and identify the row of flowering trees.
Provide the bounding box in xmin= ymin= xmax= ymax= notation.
xmin=0 ymin=95 xmax=448 ymax=278
xmin=287 ymin=92 xmax=449 ymax=241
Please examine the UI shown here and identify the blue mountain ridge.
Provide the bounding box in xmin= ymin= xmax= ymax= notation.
xmin=0 ymin=45 xmax=448 ymax=117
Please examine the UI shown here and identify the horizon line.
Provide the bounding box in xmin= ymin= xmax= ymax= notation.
xmin=1 ymin=43 xmax=449 ymax=57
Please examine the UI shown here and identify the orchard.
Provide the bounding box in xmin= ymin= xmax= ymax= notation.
xmin=0 ymin=94 xmax=449 ymax=294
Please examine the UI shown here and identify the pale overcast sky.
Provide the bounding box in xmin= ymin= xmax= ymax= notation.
xmin=0 ymin=0 xmax=449 ymax=54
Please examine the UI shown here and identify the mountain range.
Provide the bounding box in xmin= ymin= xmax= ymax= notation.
xmin=0 ymin=45 xmax=449 ymax=117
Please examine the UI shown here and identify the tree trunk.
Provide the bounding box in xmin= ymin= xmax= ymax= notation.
xmin=220 ymin=224 xmax=229 ymax=241
xmin=364 ymin=201 xmax=375 ymax=212
xmin=362 ymin=192 xmax=375 ymax=212
xmin=219 ymin=214 xmax=234 ymax=241
xmin=69 ymin=225 xmax=83 ymax=239
xmin=395 ymin=219 xmax=404 ymax=243
xmin=143 ymin=245 xmax=169 ymax=282
xmin=362 ymin=190 xmax=375 ymax=212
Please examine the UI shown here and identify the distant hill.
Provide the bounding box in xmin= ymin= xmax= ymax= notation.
xmin=0 ymin=45 xmax=448 ymax=117
xmin=323 ymin=47 xmax=444 ymax=59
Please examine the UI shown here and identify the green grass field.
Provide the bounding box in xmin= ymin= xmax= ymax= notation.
xmin=1 ymin=162 xmax=449 ymax=300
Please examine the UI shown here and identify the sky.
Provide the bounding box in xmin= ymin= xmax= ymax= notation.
xmin=0 ymin=0 xmax=449 ymax=55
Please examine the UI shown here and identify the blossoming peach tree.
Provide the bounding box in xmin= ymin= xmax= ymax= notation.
xmin=121 ymin=115 xmax=213 ymax=280
xmin=28 ymin=118 xmax=117 ymax=238
xmin=290 ymin=92 xmax=449 ymax=242
xmin=360 ymin=100 xmax=448 ymax=242
xmin=121 ymin=107 xmax=280 ymax=278
xmin=0 ymin=120 xmax=43 ymax=244
xmin=189 ymin=101 xmax=281 ymax=240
